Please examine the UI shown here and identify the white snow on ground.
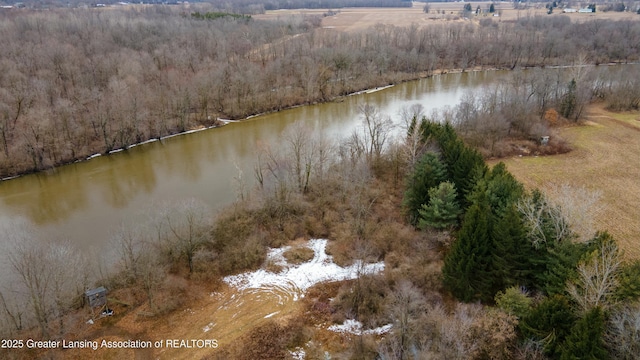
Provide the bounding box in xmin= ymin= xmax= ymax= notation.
xmin=202 ymin=322 xmax=215 ymax=332
xmin=328 ymin=319 xmax=393 ymax=336
xmin=264 ymin=311 xmax=280 ymax=318
xmin=223 ymin=239 xmax=385 ymax=300
xmin=290 ymin=347 xmax=306 ymax=360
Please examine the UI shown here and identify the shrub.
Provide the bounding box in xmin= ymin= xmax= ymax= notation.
xmin=495 ymin=286 xmax=532 ymax=319
xmin=283 ymin=247 xmax=315 ymax=265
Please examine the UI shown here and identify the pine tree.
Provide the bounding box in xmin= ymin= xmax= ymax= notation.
xmin=403 ymin=152 xmax=447 ymax=225
xmin=416 ymin=121 xmax=487 ymax=209
xmin=491 ymin=204 xmax=532 ymax=291
xmin=418 ymin=181 xmax=461 ymax=230
xmin=534 ymin=240 xmax=588 ymax=296
xmin=560 ymin=307 xmax=609 ymax=360
xmin=442 ymin=194 xmax=494 ymax=302
xmin=470 ymin=162 xmax=523 ymax=217
xmin=520 ymin=294 xmax=577 ymax=358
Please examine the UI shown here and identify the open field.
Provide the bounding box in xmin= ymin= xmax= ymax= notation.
xmin=494 ymin=104 xmax=640 ymax=260
xmin=254 ymin=1 xmax=640 ymax=31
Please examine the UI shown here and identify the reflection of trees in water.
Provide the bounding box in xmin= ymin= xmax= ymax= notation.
xmin=0 ymin=71 xmax=501 ymax=239
xmin=101 ymin=151 xmax=158 ymax=209
xmin=0 ymin=169 xmax=90 ymax=224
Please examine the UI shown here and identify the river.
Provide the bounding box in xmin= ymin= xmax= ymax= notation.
xmin=0 ymin=70 xmax=508 ymax=254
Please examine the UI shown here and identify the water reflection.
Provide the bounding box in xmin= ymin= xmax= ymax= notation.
xmin=0 ymin=71 xmax=507 ymax=251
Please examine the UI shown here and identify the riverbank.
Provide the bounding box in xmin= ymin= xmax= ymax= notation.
xmin=0 ymin=65 xmax=516 ymax=183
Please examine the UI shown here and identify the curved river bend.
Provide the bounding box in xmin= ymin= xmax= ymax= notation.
xmin=0 ymin=71 xmax=508 ymax=253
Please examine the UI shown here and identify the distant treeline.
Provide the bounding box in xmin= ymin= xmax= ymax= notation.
xmin=0 ymin=0 xmax=411 ymax=11
xmin=260 ymin=0 xmax=412 ymax=10
xmin=0 ymin=7 xmax=639 ymax=178
xmin=191 ymin=11 xmax=252 ymax=21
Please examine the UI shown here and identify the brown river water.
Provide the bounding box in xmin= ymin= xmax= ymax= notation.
xmin=0 ymin=70 xmax=507 ymax=254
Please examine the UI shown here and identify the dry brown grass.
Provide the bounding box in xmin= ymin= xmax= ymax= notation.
xmin=493 ymin=104 xmax=640 ymax=259
xmin=254 ymin=1 xmax=640 ymax=32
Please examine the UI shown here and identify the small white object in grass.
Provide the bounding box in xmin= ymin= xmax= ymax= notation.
xmin=264 ymin=311 xmax=280 ymax=318
xmin=202 ymin=322 xmax=215 ymax=332
xmin=290 ymin=347 xmax=306 ymax=360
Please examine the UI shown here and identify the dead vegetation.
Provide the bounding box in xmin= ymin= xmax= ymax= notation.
xmin=497 ymin=104 xmax=640 ymax=259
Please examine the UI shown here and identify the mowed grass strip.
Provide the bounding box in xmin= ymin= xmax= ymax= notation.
xmin=495 ymin=104 xmax=640 ymax=259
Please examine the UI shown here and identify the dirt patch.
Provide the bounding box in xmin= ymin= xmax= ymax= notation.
xmin=494 ymin=104 xmax=640 ymax=259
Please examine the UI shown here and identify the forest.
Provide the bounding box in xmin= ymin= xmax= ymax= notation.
xmin=1 ymin=6 xmax=640 ymax=178
xmin=1 ymin=70 xmax=639 ymax=358
xmin=1 ymin=4 xmax=640 ymax=359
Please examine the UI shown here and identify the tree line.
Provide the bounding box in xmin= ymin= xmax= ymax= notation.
xmin=1 ymin=7 xmax=640 ymax=178
xmin=403 ymin=120 xmax=640 ymax=359
xmin=1 ymin=95 xmax=639 ymax=357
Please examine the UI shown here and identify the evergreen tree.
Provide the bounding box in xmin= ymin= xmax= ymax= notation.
xmin=535 ymin=240 xmax=587 ymax=296
xmin=613 ymin=260 xmax=640 ymax=302
xmin=489 ymin=3 xmax=496 ymax=12
xmin=463 ymin=2 xmax=472 ymax=12
xmin=403 ymin=152 xmax=447 ymax=225
xmin=491 ymin=204 xmax=532 ymax=290
xmin=418 ymin=181 xmax=461 ymax=230
xmin=417 ymin=121 xmax=487 ymax=210
xmin=449 ymin=146 xmax=486 ymax=209
xmin=520 ymin=294 xmax=577 ymax=358
xmin=495 ymin=286 xmax=532 ymax=319
xmin=442 ymin=193 xmax=494 ymax=302
xmin=560 ymin=307 xmax=609 ymax=360
xmin=470 ymin=162 xmax=523 ymax=217
xmin=434 ymin=123 xmax=487 ymax=208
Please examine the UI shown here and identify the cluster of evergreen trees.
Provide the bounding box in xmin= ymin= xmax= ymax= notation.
xmin=403 ymin=120 xmax=640 ymax=359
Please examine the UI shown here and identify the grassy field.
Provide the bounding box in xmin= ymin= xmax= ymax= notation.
xmin=494 ymin=104 xmax=640 ymax=260
xmin=254 ymin=1 xmax=640 ymax=31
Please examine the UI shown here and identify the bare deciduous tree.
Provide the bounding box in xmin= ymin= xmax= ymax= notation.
xmin=7 ymin=234 xmax=53 ymax=338
xmin=567 ymin=234 xmax=622 ymax=312
xmin=397 ymin=104 xmax=425 ymax=168
xmin=545 ymin=183 xmax=602 ymax=243
xmin=138 ymin=250 xmax=166 ymax=311
xmin=606 ymin=303 xmax=640 ymax=360
xmin=47 ymin=243 xmax=88 ymax=335
xmin=112 ymin=224 xmax=147 ymax=283
xmin=386 ymin=281 xmax=426 ymax=360
xmin=163 ymin=199 xmax=211 ymax=273
xmin=517 ymin=191 xmax=571 ymax=246
xmin=359 ymin=104 xmax=394 ymax=164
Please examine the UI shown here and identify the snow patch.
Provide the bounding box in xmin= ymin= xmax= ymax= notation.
xmin=264 ymin=311 xmax=280 ymax=319
xmin=290 ymin=347 xmax=306 ymax=359
xmin=328 ymin=319 xmax=392 ymax=336
xmin=202 ymin=322 xmax=215 ymax=332
xmin=223 ymin=239 xmax=384 ymax=300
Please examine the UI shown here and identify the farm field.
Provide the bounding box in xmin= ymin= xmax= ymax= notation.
xmin=495 ymin=104 xmax=640 ymax=260
xmin=254 ymin=1 xmax=640 ymax=31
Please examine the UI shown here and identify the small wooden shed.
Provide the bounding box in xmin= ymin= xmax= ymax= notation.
xmin=85 ymin=287 xmax=107 ymax=308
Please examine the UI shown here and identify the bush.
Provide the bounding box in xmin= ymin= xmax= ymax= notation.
xmin=283 ymin=247 xmax=315 ymax=265
xmin=332 ymin=276 xmax=388 ymax=326
xmin=495 ymin=286 xmax=533 ymax=319
xmin=219 ymin=319 xmax=310 ymax=359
